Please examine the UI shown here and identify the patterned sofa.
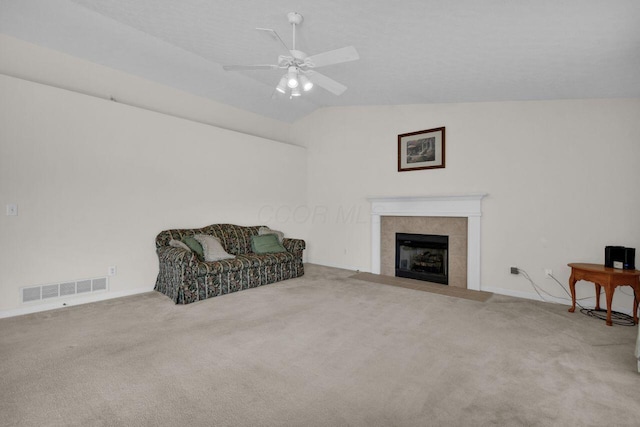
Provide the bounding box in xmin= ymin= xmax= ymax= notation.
xmin=154 ymin=224 xmax=305 ymax=304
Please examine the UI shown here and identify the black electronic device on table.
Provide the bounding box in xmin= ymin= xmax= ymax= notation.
xmin=605 ymin=246 xmax=635 ymax=270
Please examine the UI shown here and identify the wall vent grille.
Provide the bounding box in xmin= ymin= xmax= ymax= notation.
xmin=21 ymin=277 xmax=109 ymax=304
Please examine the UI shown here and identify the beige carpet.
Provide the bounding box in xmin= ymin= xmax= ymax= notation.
xmin=350 ymin=272 xmax=493 ymax=302
xmin=1 ymin=264 xmax=639 ymax=427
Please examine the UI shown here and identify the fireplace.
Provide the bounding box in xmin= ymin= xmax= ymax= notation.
xmin=395 ymin=233 xmax=449 ymax=284
xmin=368 ymin=194 xmax=487 ymax=290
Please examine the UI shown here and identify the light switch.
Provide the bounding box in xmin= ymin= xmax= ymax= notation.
xmin=6 ymin=204 xmax=17 ymax=216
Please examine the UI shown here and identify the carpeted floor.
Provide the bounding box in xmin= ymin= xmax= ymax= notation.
xmin=1 ymin=264 xmax=639 ymax=427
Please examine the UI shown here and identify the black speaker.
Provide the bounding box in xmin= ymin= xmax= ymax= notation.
xmin=623 ymin=247 xmax=635 ymax=270
xmin=605 ymin=246 xmax=624 ymax=268
xmin=605 ymin=246 xmax=636 ymax=269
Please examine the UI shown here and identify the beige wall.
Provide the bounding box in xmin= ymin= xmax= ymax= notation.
xmin=0 ymin=35 xmax=293 ymax=144
xmin=291 ymin=99 xmax=640 ymax=312
xmin=0 ymin=74 xmax=307 ymax=315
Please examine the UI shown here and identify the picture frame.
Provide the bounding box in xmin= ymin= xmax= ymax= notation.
xmin=397 ymin=127 xmax=445 ymax=172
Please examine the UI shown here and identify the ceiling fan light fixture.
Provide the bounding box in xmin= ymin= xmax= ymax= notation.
xmin=291 ymin=87 xmax=301 ymax=97
xmin=276 ymin=76 xmax=287 ymax=93
xmin=287 ymin=66 xmax=299 ymax=88
xmin=299 ymin=75 xmax=313 ymax=91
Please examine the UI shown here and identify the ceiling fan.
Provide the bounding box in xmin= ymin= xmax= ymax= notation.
xmin=222 ymin=12 xmax=359 ymax=98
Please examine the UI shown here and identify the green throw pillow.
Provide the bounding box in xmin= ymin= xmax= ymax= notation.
xmin=181 ymin=235 xmax=204 ymax=260
xmin=251 ymin=234 xmax=286 ymax=254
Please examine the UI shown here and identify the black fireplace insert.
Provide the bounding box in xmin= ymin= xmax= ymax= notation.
xmin=395 ymin=233 xmax=448 ymax=285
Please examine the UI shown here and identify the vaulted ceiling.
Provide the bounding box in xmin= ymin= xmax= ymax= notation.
xmin=1 ymin=0 xmax=639 ymax=123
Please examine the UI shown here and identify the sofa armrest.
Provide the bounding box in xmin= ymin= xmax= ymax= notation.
xmin=282 ymin=238 xmax=305 ymax=253
xmin=157 ymin=245 xmax=199 ymax=266
xmin=155 ymin=246 xmax=202 ymax=304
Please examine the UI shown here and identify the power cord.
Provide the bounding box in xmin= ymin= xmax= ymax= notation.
xmin=516 ymin=268 xmax=589 ymax=308
xmin=514 ymin=267 xmax=636 ymax=326
xmin=618 ymin=288 xmax=635 ymax=298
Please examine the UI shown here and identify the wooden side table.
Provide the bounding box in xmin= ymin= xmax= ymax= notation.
xmin=568 ymin=263 xmax=640 ymax=326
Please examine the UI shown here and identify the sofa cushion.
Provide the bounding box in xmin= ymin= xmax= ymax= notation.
xmin=169 ymin=239 xmax=191 ymax=252
xmin=251 ymin=234 xmax=287 ymax=254
xmin=195 ymin=252 xmax=296 ymax=276
xmin=259 ymin=226 xmax=284 ymax=243
xmin=182 ymin=236 xmax=204 ymax=260
xmin=194 ymin=234 xmax=235 ymax=262
xmin=239 ymin=252 xmax=295 ymax=266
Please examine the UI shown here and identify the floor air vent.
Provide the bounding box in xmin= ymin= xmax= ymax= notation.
xmin=21 ymin=277 xmax=109 ymax=304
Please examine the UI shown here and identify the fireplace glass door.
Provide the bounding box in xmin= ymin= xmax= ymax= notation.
xmin=395 ymin=233 xmax=448 ymax=285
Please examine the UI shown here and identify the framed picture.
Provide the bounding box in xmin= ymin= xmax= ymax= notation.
xmin=398 ymin=127 xmax=445 ymax=172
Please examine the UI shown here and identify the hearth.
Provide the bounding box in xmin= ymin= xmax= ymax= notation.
xmin=395 ymin=233 xmax=448 ymax=285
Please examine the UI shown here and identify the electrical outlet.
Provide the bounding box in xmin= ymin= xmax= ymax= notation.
xmin=6 ymin=204 xmax=17 ymax=216
xmin=544 ymin=269 xmax=552 ymax=278
xmin=107 ymin=266 xmax=117 ymax=276
xmin=510 ymin=267 xmax=519 ymax=274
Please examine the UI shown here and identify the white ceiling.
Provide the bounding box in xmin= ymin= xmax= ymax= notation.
xmin=1 ymin=0 xmax=639 ymax=123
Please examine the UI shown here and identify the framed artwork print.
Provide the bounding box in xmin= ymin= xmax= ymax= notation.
xmin=397 ymin=127 xmax=445 ymax=172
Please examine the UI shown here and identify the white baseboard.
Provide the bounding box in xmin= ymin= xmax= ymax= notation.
xmin=481 ymin=285 xmax=634 ymax=316
xmin=0 ymin=287 xmax=153 ymax=319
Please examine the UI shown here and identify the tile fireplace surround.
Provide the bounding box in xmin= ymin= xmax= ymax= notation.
xmin=382 ymin=216 xmax=467 ymax=288
xmin=368 ymin=194 xmax=487 ymax=291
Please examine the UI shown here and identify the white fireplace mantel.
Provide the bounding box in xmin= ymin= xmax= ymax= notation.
xmin=367 ymin=194 xmax=487 ymax=291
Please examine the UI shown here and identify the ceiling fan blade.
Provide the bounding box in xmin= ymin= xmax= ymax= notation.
xmin=222 ymin=64 xmax=278 ymax=71
xmin=256 ymin=28 xmax=291 ymax=53
xmin=306 ymin=70 xmax=347 ymax=96
xmin=306 ymin=46 xmax=359 ymax=68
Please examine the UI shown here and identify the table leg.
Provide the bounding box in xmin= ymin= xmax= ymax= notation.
xmin=633 ymin=285 xmax=639 ymax=325
xmin=604 ymin=285 xmax=614 ymax=326
xmin=594 ymin=283 xmax=601 ymax=310
xmin=568 ymin=270 xmax=577 ymax=313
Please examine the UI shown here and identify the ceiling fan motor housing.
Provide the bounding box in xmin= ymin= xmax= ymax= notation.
xmin=287 ymin=12 xmax=303 ymax=25
xmin=291 ymin=50 xmax=307 ymax=62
